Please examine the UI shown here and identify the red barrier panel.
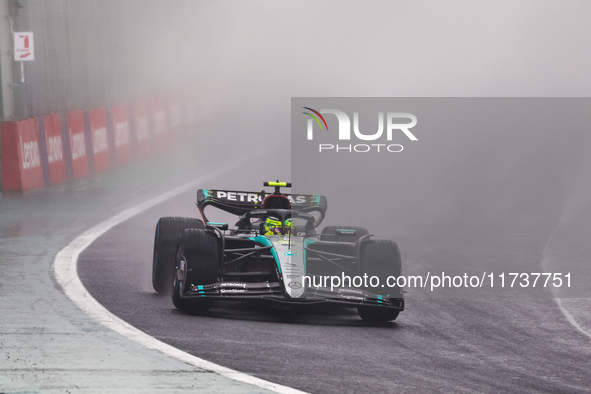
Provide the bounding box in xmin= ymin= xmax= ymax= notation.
xmin=132 ymin=99 xmax=151 ymax=157
xmin=111 ymin=105 xmax=133 ymax=165
xmin=67 ymin=111 xmax=89 ymax=179
xmin=43 ymin=114 xmax=67 ymax=184
xmin=151 ymin=97 xmax=169 ymax=150
xmin=88 ymin=108 xmax=110 ymax=173
xmin=1 ymin=118 xmax=44 ymax=192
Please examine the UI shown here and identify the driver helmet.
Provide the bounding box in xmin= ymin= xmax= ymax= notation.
xmin=264 ymin=216 xmax=294 ymax=235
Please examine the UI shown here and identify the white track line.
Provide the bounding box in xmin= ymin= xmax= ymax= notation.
xmin=53 ymin=165 xmax=308 ymax=394
xmin=541 ymin=250 xmax=591 ymax=342
xmin=541 ymin=155 xmax=591 ymax=342
xmin=554 ymin=298 xmax=591 ymax=341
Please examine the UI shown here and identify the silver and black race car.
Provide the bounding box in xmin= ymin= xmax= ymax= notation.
xmin=152 ymin=181 xmax=404 ymax=323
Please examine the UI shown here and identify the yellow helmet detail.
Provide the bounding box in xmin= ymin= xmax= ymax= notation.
xmin=264 ymin=217 xmax=293 ymax=235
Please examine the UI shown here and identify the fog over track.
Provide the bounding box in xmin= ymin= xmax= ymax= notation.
xmin=5 ymin=1 xmax=591 ymax=392
xmin=79 ymin=100 xmax=591 ymax=394
xmin=77 ymin=155 xmax=591 ymax=393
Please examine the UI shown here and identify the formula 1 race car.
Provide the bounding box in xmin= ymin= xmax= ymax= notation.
xmin=152 ymin=181 xmax=404 ymax=323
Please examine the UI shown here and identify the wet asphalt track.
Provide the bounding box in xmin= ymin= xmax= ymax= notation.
xmin=78 ymin=188 xmax=591 ymax=394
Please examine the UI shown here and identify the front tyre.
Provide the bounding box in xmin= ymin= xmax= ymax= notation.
xmin=152 ymin=217 xmax=204 ymax=293
xmin=357 ymin=239 xmax=402 ymax=323
xmin=172 ymin=228 xmax=218 ymax=312
xmin=357 ymin=306 xmax=400 ymax=323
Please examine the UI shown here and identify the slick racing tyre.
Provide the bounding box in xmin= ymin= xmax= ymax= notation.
xmin=357 ymin=239 xmax=402 ymax=323
xmin=172 ymin=228 xmax=219 ymax=312
xmin=152 ymin=217 xmax=204 ymax=293
xmin=321 ymin=225 xmax=369 ymax=242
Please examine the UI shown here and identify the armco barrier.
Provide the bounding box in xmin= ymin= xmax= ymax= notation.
xmin=1 ymin=118 xmax=44 ymax=192
xmin=41 ymin=114 xmax=67 ymax=184
xmin=88 ymin=108 xmax=110 ymax=173
xmin=0 ymin=93 xmax=193 ymax=192
xmin=67 ymin=111 xmax=89 ymax=179
xmin=111 ymin=105 xmax=133 ymax=165
xmin=131 ymin=99 xmax=152 ymax=157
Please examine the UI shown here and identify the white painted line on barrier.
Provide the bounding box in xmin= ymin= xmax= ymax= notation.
xmin=53 ymin=164 xmax=308 ymax=394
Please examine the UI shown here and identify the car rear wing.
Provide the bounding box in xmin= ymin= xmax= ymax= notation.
xmin=196 ymin=189 xmax=327 ymax=226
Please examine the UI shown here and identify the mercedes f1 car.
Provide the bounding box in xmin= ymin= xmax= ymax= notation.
xmin=152 ymin=181 xmax=404 ymax=323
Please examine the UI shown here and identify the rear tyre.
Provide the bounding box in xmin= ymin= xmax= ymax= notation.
xmin=321 ymin=225 xmax=369 ymax=242
xmin=152 ymin=217 xmax=204 ymax=293
xmin=357 ymin=240 xmax=402 ymax=323
xmin=172 ymin=228 xmax=219 ymax=312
